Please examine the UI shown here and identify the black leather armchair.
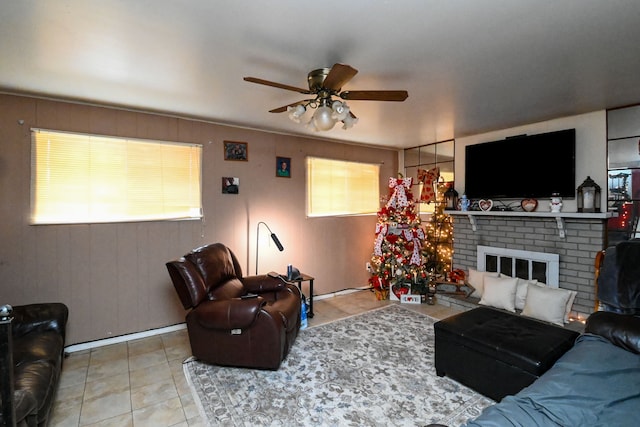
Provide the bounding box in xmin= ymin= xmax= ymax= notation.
xmin=596 ymin=239 xmax=640 ymax=314
xmin=166 ymin=243 xmax=301 ymax=369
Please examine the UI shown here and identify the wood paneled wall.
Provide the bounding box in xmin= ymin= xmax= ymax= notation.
xmin=0 ymin=94 xmax=398 ymax=344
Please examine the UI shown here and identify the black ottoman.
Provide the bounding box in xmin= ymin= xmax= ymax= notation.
xmin=434 ymin=307 xmax=579 ymax=401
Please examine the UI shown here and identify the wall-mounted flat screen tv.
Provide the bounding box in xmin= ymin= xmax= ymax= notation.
xmin=464 ymin=129 xmax=576 ymax=199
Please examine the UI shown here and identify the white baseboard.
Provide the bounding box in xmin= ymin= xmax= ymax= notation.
xmin=65 ymin=323 xmax=187 ymax=353
xmin=313 ymin=286 xmax=370 ymax=301
xmin=65 ymin=287 xmax=371 ymax=353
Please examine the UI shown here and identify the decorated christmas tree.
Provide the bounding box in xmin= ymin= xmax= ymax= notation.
xmin=422 ymin=180 xmax=454 ymax=278
xmin=369 ymin=176 xmax=428 ymax=300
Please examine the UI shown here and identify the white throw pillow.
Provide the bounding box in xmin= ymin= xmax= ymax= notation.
xmin=468 ymin=269 xmax=499 ymax=298
xmin=479 ymin=275 xmax=519 ymax=312
xmin=514 ymin=277 xmax=538 ymax=311
xmin=564 ymin=289 xmax=578 ymax=323
xmin=522 ymin=284 xmax=575 ymax=326
xmin=532 ymin=283 xmax=577 ymax=323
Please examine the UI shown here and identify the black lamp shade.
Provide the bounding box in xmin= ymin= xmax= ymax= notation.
xmin=270 ymin=233 xmax=284 ymax=251
xmin=256 ymin=221 xmax=284 ymax=275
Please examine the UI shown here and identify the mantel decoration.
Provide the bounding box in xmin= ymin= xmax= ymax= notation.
xmin=369 ymin=175 xmax=428 ymax=301
xmin=478 ymin=199 xmax=493 ymax=212
xmin=443 ymin=184 xmax=459 ymax=210
xmin=460 ymin=194 xmax=470 ymax=211
xmin=521 ymin=198 xmax=538 ymax=212
xmin=576 ymin=176 xmax=601 ymax=213
xmin=550 ymin=193 xmax=563 ymax=212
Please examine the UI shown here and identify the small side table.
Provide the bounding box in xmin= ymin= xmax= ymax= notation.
xmin=287 ymin=274 xmax=315 ymax=318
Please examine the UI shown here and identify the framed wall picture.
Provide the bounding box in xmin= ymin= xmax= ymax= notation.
xmin=223 ymin=141 xmax=248 ymax=161
xmin=276 ymin=156 xmax=291 ymax=178
xmin=222 ymin=177 xmax=239 ymax=194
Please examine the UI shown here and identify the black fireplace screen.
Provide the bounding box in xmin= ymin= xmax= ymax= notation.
xmin=485 ymin=254 xmax=548 ymax=284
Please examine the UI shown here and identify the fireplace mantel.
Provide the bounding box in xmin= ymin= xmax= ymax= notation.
xmin=449 ymin=210 xmax=615 ymax=238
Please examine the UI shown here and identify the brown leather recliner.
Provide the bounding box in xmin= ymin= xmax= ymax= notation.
xmin=166 ymin=243 xmax=301 ymax=369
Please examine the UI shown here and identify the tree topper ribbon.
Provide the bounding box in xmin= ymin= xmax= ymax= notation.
xmin=403 ymin=228 xmax=425 ymax=265
xmin=417 ymin=167 xmax=439 ymax=204
xmin=386 ymin=177 xmax=413 ymax=209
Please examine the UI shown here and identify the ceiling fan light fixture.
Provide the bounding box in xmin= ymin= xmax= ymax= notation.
xmin=311 ymin=105 xmax=336 ymax=131
xmin=287 ymin=104 xmax=306 ymax=123
xmin=244 ymin=63 xmax=407 ymax=132
xmin=342 ymin=114 xmax=358 ymax=130
xmin=331 ymin=101 xmax=350 ymax=121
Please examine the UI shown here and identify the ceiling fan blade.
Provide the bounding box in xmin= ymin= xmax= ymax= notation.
xmin=340 ymin=90 xmax=409 ymax=101
xmin=322 ymin=64 xmax=358 ymax=91
xmin=243 ymin=77 xmax=311 ymax=94
xmin=269 ymin=100 xmax=311 ymax=113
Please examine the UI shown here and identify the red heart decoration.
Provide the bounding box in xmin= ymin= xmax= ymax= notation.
xmin=479 ymin=199 xmax=493 ymax=211
xmin=392 ymin=283 xmax=410 ymax=299
xmin=521 ymin=198 xmax=538 ymax=212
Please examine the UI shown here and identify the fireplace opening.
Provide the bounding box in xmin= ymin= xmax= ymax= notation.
xmin=477 ymin=245 xmax=559 ymax=287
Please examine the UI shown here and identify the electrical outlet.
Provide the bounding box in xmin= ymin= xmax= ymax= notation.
xmin=365 ymin=262 xmax=373 ymax=273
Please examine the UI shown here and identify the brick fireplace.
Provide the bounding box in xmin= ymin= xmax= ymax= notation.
xmin=448 ymin=211 xmax=610 ymax=319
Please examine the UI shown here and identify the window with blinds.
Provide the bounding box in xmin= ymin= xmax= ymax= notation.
xmin=306 ymin=157 xmax=380 ymax=217
xmin=31 ymin=129 xmax=203 ymax=224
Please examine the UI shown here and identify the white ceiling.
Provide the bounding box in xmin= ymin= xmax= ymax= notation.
xmin=2 ymin=1 xmax=640 ymax=148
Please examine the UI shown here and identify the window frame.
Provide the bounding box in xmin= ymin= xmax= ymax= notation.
xmin=306 ymin=156 xmax=380 ymax=218
xmin=30 ymin=128 xmax=203 ymax=225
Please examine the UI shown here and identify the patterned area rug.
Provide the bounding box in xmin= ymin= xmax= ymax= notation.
xmin=183 ymin=305 xmax=493 ymax=426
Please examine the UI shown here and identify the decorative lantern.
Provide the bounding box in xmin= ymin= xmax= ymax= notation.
xmin=576 ymin=176 xmax=601 ymax=213
xmin=443 ymin=185 xmax=459 ymax=210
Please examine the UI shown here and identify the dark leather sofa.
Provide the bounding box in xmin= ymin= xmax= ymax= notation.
xmin=1 ymin=303 xmax=68 ymax=427
xmin=166 ymin=243 xmax=301 ymax=370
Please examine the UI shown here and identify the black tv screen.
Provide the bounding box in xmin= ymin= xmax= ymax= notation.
xmin=464 ymin=129 xmax=576 ymax=199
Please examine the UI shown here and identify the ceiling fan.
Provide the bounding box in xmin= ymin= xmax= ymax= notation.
xmin=243 ymin=63 xmax=408 ymax=131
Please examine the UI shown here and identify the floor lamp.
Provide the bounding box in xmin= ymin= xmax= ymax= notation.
xmin=255 ymin=221 xmax=284 ymax=274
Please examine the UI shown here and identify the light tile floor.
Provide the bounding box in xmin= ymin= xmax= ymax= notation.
xmin=50 ymin=289 xmax=462 ymax=427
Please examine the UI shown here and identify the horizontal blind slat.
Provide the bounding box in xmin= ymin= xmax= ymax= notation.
xmin=31 ymin=129 xmax=202 ymax=224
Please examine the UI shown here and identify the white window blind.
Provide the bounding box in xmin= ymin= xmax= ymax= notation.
xmin=31 ymin=129 xmax=202 ymax=224
xmin=306 ymin=157 xmax=380 ymax=217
